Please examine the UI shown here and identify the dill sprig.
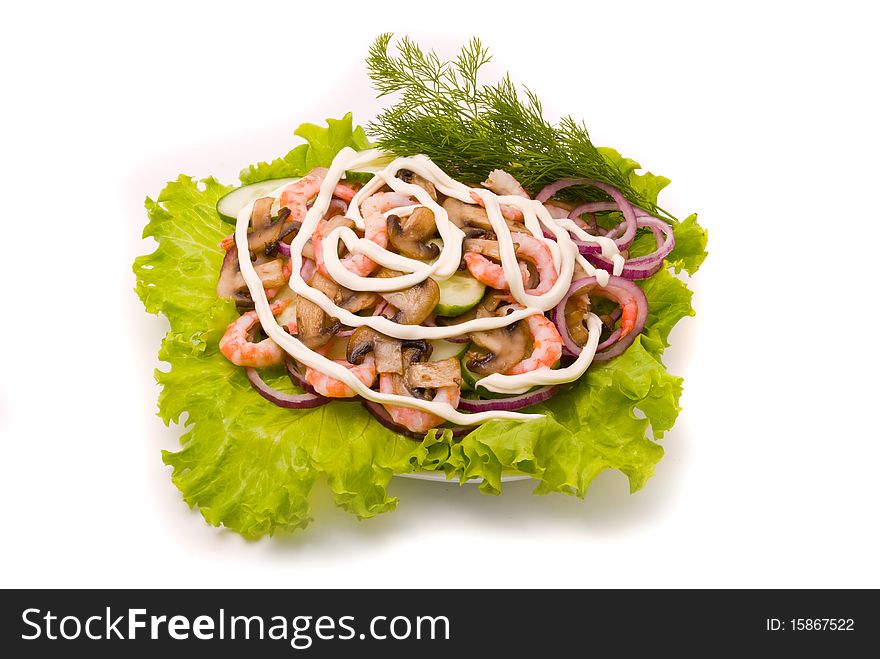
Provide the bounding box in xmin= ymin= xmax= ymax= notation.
xmin=366 ymin=34 xmax=651 ymax=210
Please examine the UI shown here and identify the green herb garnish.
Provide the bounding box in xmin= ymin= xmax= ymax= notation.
xmin=367 ymin=33 xmax=653 ymax=211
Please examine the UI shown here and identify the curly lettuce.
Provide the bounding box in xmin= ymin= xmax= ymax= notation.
xmin=133 ymin=113 xmax=707 ymax=537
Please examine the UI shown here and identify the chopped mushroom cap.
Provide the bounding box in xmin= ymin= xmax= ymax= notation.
xmin=347 ymin=326 xmax=403 ymax=374
xmin=402 ymin=206 xmax=437 ymax=240
xmin=254 ymin=259 xmax=287 ymax=288
xmin=217 ymin=246 xmax=246 ymax=299
xmin=383 ymin=372 xmax=426 ymax=399
xmin=466 ymin=305 xmax=529 ymax=375
xmin=247 ymin=197 xmax=284 ymax=254
xmin=397 ymin=169 xmax=438 ymax=200
xmin=310 ymin=271 xmax=343 ymax=303
xmin=463 ymin=238 xmax=501 ymax=260
xmin=442 ymin=197 xmax=492 ymax=229
xmin=374 ymin=269 xmax=440 ymax=325
xmin=339 ymin=291 xmax=379 ymax=314
xmin=405 ymin=358 xmax=461 ymax=390
xmin=294 ymin=296 xmax=339 ymax=349
xmin=401 ymin=339 xmax=432 ymax=362
xmin=310 ymin=271 xmax=378 ymax=313
xmin=387 ymin=214 xmax=440 ymax=260
xmin=565 ymin=288 xmax=592 ymax=346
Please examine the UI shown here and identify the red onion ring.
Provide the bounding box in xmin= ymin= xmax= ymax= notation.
xmin=277 ymin=242 xmax=291 ymax=258
xmin=285 ymin=358 xmax=319 ymax=395
xmin=580 ymin=215 xmax=675 ymax=279
xmin=625 ymin=216 xmax=676 ymax=265
xmin=538 ymin=179 xmax=639 ymax=251
xmin=456 ymin=386 xmax=558 ymax=412
xmin=553 ymin=276 xmax=648 ymax=360
xmin=246 ymin=367 xmax=329 ymax=408
xmin=361 ymin=401 xmax=471 ymax=439
xmin=596 ymin=328 xmax=621 ymax=352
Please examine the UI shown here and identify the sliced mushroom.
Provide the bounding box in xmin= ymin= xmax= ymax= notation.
xmin=402 ymin=206 xmax=437 ymax=240
xmin=264 ymin=214 xmax=299 ymax=257
xmin=254 ymin=259 xmax=287 ymax=289
xmin=309 ymin=271 xmax=378 ymax=313
xmin=506 ymin=222 xmax=531 ymax=234
xmin=397 ymin=169 xmax=437 ymax=200
xmin=462 ymin=226 xmax=489 ymax=239
xmin=339 ymin=291 xmax=379 ymax=313
xmin=309 ymin=271 xmax=342 ymax=302
xmin=565 ymin=288 xmax=592 ymax=346
xmin=374 ymin=269 xmax=440 ymax=325
xmin=346 ymin=327 xmax=403 ymax=374
xmin=442 ymin=197 xmax=492 ymax=230
xmin=217 ymin=246 xmax=245 ymax=299
xmin=246 ymin=197 xmax=283 ymax=254
xmin=294 ymin=296 xmax=339 ymax=349
xmin=383 ymin=372 xmax=429 ymax=399
xmin=232 ymin=290 xmax=254 ymax=311
xmin=405 ymin=358 xmax=461 ymax=390
xmin=467 ymin=317 xmax=529 ymax=375
xmin=463 ymin=238 xmax=501 ymax=260
xmin=402 ymin=339 xmax=432 ymax=363
xmin=435 ymin=291 xmax=508 ymax=326
xmin=387 ymin=214 xmax=440 ymax=260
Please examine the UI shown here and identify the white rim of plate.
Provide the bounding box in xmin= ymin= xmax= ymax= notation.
xmin=397 ymin=472 xmax=533 ymax=483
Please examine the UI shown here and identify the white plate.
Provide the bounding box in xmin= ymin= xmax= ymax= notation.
xmin=397 ymin=472 xmax=533 ymax=483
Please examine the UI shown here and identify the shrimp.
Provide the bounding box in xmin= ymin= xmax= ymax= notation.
xmin=463 ymin=253 xmax=531 ymax=289
xmin=305 ymin=353 xmax=377 ymax=398
xmin=470 ymin=190 xmax=524 ymax=222
xmin=303 ymin=168 xmax=360 ymax=203
xmin=342 ymin=192 xmax=412 ymax=277
xmin=278 ymin=175 xmax=360 ymax=223
xmin=300 ymin=257 xmax=317 ymax=284
xmin=482 ymin=169 xmax=530 ymax=198
xmin=329 ymin=181 xmax=359 ymax=203
xmin=469 ymin=169 xmax=530 ymax=222
xmin=507 ymin=313 xmax=563 ymax=375
xmin=591 ymin=288 xmax=640 ymax=339
xmin=219 ymin=178 xmax=354 ymax=253
xmin=463 ymin=233 xmax=558 ymax=295
xmin=219 ymin=300 xmax=290 ymax=368
xmin=379 ymin=374 xmax=461 ymax=434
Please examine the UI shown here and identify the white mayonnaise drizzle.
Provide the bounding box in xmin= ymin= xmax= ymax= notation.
xmin=235 ymin=147 xmax=622 ymax=425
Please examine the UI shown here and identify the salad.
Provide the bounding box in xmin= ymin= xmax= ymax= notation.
xmin=135 ymin=35 xmax=707 ymax=537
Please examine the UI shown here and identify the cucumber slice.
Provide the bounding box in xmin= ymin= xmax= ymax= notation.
xmin=435 ymin=272 xmax=486 ymax=317
xmin=216 ymin=178 xmax=300 ymax=224
xmin=428 ymin=339 xmax=468 ymax=362
xmin=421 ymin=237 xmax=486 ymax=317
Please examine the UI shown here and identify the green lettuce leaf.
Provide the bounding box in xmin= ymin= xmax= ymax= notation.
xmin=240 ymin=112 xmax=372 ymax=185
xmin=134 ymin=115 xmax=705 ymax=537
xmin=601 ymin=146 xmax=709 ymax=276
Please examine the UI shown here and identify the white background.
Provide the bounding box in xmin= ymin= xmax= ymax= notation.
xmin=1 ymin=0 xmax=878 ymax=588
